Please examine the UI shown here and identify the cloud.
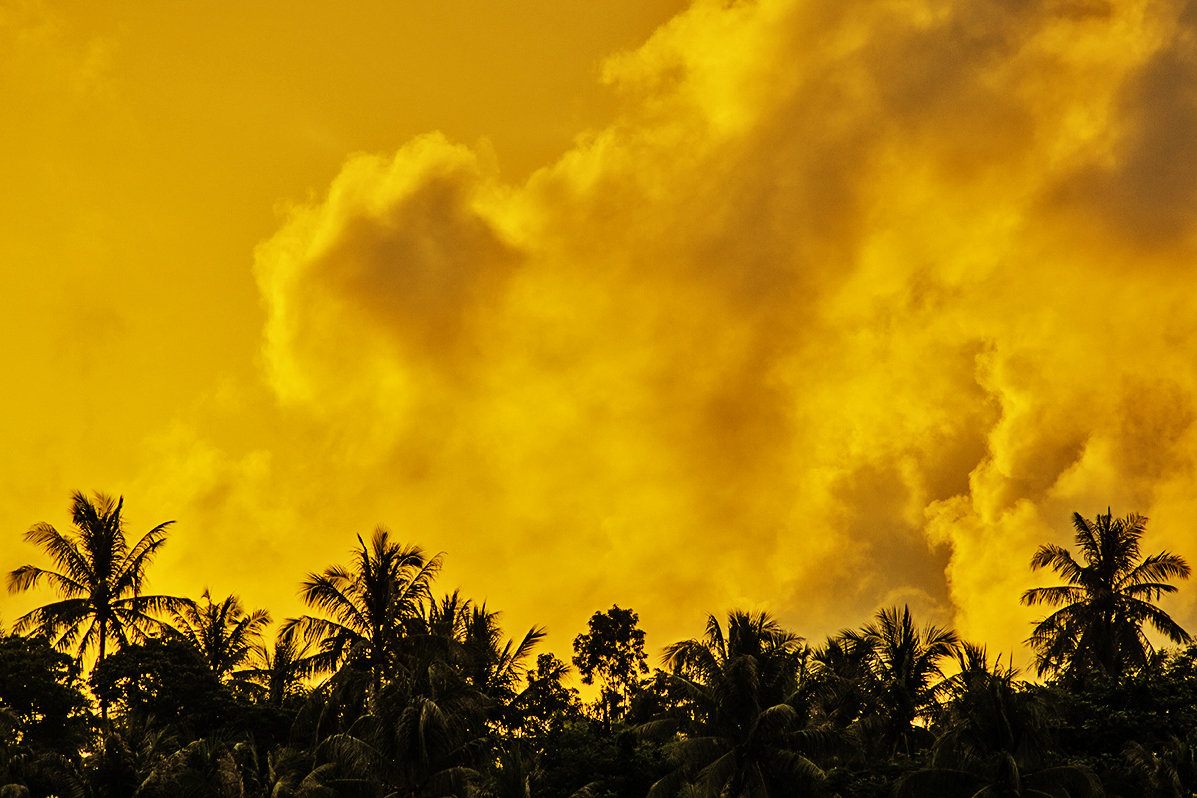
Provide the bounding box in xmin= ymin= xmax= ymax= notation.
xmin=250 ymin=0 xmax=1197 ymax=657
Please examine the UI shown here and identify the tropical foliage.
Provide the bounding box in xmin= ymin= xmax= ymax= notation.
xmin=6 ymin=492 xmax=186 ymax=665
xmin=573 ymin=605 xmax=650 ymax=727
xmin=647 ymin=610 xmax=823 ymax=798
xmin=167 ymin=589 xmax=271 ymax=681
xmin=281 ymin=527 xmax=443 ymax=706
xmin=1021 ymin=510 xmax=1191 ymax=686
xmin=6 ymin=494 xmax=1197 ymax=797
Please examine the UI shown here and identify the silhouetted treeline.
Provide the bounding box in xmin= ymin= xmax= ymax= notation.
xmin=2 ymin=494 xmax=1194 ymax=797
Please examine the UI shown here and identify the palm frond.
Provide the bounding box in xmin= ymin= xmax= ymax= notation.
xmin=20 ymin=525 xmax=93 ymax=584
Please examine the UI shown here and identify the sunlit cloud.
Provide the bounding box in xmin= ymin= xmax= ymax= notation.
xmin=243 ymin=0 xmax=1197 ymax=656
xmin=8 ymin=0 xmax=1197 ymax=663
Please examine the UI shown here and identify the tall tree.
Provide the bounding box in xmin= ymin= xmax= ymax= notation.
xmin=1021 ymin=510 xmax=1191 ymax=685
xmin=7 ymin=491 xmax=185 ymax=719
xmin=411 ymin=591 xmax=546 ymax=731
xmin=461 ymin=603 xmax=545 ymax=704
xmin=282 ymin=528 xmax=442 ymax=707
xmin=572 ymin=605 xmax=649 ymax=727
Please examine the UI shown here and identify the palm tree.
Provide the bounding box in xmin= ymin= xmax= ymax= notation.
xmin=646 ymin=610 xmax=824 ymax=798
xmin=460 ymin=604 xmax=546 ymax=703
xmin=1021 ymin=510 xmax=1191 ymax=685
xmin=167 ymin=589 xmax=271 ymax=681
xmin=856 ymin=605 xmax=959 ymax=757
xmin=281 ymin=528 xmax=443 ymax=707
xmin=896 ymin=644 xmax=1102 ymax=797
xmin=6 ymin=492 xmax=186 ymax=719
xmin=810 ymin=632 xmax=875 ymax=733
xmin=235 ymin=629 xmax=318 ymax=709
xmin=395 ymin=591 xmax=546 ymax=739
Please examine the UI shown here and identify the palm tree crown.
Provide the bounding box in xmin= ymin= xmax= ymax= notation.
xmin=856 ymin=605 xmax=959 ymax=756
xmin=282 ymin=527 xmax=443 ymax=703
xmin=235 ymin=629 xmax=318 ymax=708
xmin=649 ymin=610 xmax=823 ymax=798
xmin=7 ymin=491 xmax=184 ymax=665
xmin=168 ymin=589 xmax=271 ymax=681
xmin=1021 ymin=510 xmax=1191 ymax=685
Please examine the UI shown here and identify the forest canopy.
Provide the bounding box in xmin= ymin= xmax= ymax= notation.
xmin=2 ymin=494 xmax=1194 ymax=798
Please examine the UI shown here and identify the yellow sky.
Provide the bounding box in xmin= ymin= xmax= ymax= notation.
xmin=5 ymin=0 xmax=1197 ymax=670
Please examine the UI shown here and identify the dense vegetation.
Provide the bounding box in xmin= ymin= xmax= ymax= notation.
xmin=2 ymin=492 xmax=1195 ymax=797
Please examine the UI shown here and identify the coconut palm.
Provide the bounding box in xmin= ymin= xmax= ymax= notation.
xmin=646 ymin=610 xmax=824 ymax=798
xmin=7 ymin=492 xmax=186 ymax=719
xmin=1021 ymin=510 xmax=1191 ymax=685
xmin=167 ymin=589 xmax=271 ymax=681
xmin=235 ymin=629 xmax=318 ymax=709
xmin=135 ymin=738 xmax=244 ymax=798
xmin=460 ymin=604 xmax=546 ymax=701
xmin=895 ymin=644 xmax=1102 ymax=798
xmin=856 ymin=605 xmax=959 ymax=757
xmin=1123 ymin=734 xmax=1197 ymax=798
xmin=931 ymin=644 xmax=1044 ymax=765
xmin=281 ymin=528 xmax=443 ymax=707
xmin=409 ymin=592 xmax=546 ymax=732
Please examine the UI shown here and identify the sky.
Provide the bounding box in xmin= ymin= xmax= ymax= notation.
xmin=4 ymin=0 xmax=1197 ymax=671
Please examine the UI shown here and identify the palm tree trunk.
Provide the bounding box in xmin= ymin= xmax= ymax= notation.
xmin=98 ymin=620 xmax=109 ymax=724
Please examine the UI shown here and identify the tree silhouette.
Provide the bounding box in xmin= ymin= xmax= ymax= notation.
xmin=572 ymin=605 xmax=649 ymax=727
xmin=0 ymin=634 xmax=92 ymax=757
xmin=168 ymin=589 xmax=271 ymax=681
xmin=1021 ymin=510 xmax=1191 ymax=685
xmin=461 ymin=603 xmax=545 ymax=704
xmin=854 ymin=605 xmax=959 ymax=757
xmin=6 ymin=492 xmax=186 ymax=721
xmin=282 ymin=528 xmax=443 ymax=707
xmin=647 ymin=610 xmax=824 ymax=798
xmin=235 ymin=629 xmax=318 ymax=709
xmin=896 ymin=644 xmax=1102 ymax=797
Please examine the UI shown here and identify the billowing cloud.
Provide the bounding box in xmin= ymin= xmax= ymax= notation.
xmin=247 ymin=0 xmax=1197 ymax=658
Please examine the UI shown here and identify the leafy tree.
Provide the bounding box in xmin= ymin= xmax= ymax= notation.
xmin=90 ymin=637 xmax=236 ymax=737
xmin=1022 ymin=510 xmax=1191 ymax=686
xmin=282 ymin=528 xmax=442 ymax=708
xmin=0 ymin=737 xmax=88 ymax=798
xmin=625 ymin=669 xmax=690 ymax=727
xmin=573 ymin=606 xmax=649 ymax=727
xmin=534 ymin=720 xmax=667 ymax=798
xmin=168 ymin=589 xmax=271 ymax=681
xmin=1044 ymin=645 xmax=1197 ymax=794
xmin=0 ymin=634 xmax=92 ymax=756
xmin=646 ymin=610 xmax=824 ymax=798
